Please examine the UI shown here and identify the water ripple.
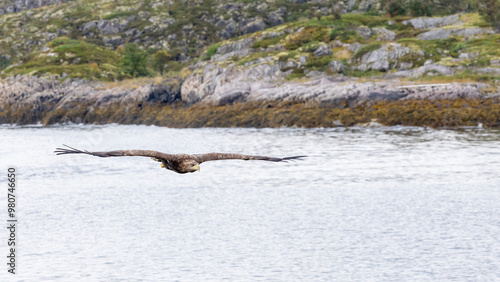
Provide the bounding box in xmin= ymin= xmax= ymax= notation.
xmin=0 ymin=124 xmax=499 ymax=281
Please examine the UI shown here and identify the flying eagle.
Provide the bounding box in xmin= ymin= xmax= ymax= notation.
xmin=54 ymin=145 xmax=306 ymax=174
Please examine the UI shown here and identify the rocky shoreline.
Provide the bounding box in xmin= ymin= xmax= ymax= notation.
xmin=0 ymin=73 xmax=498 ymax=127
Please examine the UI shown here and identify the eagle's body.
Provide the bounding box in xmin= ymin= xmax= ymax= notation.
xmin=54 ymin=145 xmax=306 ymax=174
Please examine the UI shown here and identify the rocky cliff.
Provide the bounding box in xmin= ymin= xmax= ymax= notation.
xmin=181 ymin=62 xmax=485 ymax=106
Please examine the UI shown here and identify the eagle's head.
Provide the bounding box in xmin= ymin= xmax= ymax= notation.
xmin=178 ymin=159 xmax=200 ymax=173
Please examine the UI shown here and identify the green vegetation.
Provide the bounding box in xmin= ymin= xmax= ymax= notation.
xmin=119 ymin=43 xmax=152 ymax=78
xmin=284 ymin=27 xmax=328 ymax=50
xmin=304 ymin=55 xmax=333 ymax=69
xmin=384 ymin=0 xmax=407 ymax=17
xmin=252 ymin=34 xmax=287 ymax=49
xmin=202 ymin=43 xmax=221 ymax=61
xmin=102 ymin=11 xmax=136 ymax=20
xmin=151 ymin=50 xmax=171 ymax=75
xmin=341 ymin=14 xmax=389 ymax=27
xmin=0 ymin=0 xmax=497 ymax=86
xmin=2 ymin=37 xmax=174 ymax=80
xmin=408 ymin=1 xmax=433 ymax=17
xmin=329 ymin=21 xmax=358 ymax=42
xmin=0 ymin=56 xmax=11 ymax=70
xmin=479 ymin=0 xmax=500 ymax=32
xmin=285 ymin=68 xmax=305 ymax=80
xmin=0 ymin=1 xmax=499 ymax=128
xmin=4 ymin=37 xmax=122 ymax=80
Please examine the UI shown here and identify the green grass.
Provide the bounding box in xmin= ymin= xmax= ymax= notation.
xmin=304 ymin=55 xmax=334 ymax=69
xmin=4 ymin=37 xmax=122 ymax=80
xmin=103 ymin=10 xmax=136 ymax=20
xmin=341 ymin=14 xmax=389 ymax=27
xmin=202 ymin=43 xmax=221 ymax=61
xmin=397 ymin=37 xmax=463 ymax=61
xmin=252 ymin=34 xmax=287 ymax=49
xmin=284 ymin=26 xmax=328 ymax=50
xmin=329 ymin=21 xmax=359 ymax=42
xmin=285 ymin=68 xmax=305 ymax=80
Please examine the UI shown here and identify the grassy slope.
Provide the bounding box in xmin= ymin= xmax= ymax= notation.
xmin=0 ymin=0 xmax=494 ymax=83
xmin=0 ymin=0 xmax=339 ymax=76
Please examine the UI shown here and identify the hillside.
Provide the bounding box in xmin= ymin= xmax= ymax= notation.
xmin=0 ymin=0 xmax=478 ymax=79
xmin=1 ymin=1 xmax=500 ymax=128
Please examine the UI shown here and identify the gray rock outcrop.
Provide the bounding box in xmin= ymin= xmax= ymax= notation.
xmin=329 ymin=60 xmax=345 ymax=73
xmin=475 ymin=67 xmax=500 ymax=75
xmin=313 ymin=43 xmax=333 ymax=57
xmin=0 ymin=75 xmax=182 ymax=109
xmin=82 ymin=19 xmax=132 ymax=35
xmin=356 ymin=26 xmax=372 ymax=39
xmin=0 ymin=0 xmax=73 ymax=15
xmin=418 ymin=27 xmax=495 ymax=40
xmin=241 ymin=18 xmax=266 ymax=35
xmin=357 ymin=44 xmax=421 ymax=71
xmin=403 ymin=15 xmax=462 ymax=29
xmin=373 ymin=27 xmax=395 ymax=41
xmin=180 ymin=62 xmax=484 ymax=107
xmin=389 ymin=63 xmax=453 ymax=78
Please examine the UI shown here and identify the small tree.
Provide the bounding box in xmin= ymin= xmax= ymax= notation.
xmin=479 ymin=0 xmax=500 ymax=32
xmin=119 ymin=43 xmax=150 ymax=77
xmin=0 ymin=55 xmax=11 ymax=70
xmin=151 ymin=50 xmax=171 ymax=75
xmin=384 ymin=0 xmax=406 ymax=17
xmin=408 ymin=1 xmax=432 ymax=17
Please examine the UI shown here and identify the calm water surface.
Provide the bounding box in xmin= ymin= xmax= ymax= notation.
xmin=0 ymin=124 xmax=499 ymax=281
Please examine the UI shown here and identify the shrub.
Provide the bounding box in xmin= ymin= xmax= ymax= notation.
xmin=152 ymin=50 xmax=171 ymax=75
xmin=0 ymin=56 xmax=11 ymax=70
xmin=304 ymin=55 xmax=333 ymax=68
xmin=119 ymin=44 xmax=151 ymax=77
xmin=284 ymin=27 xmax=327 ymax=50
xmin=202 ymin=43 xmax=221 ymax=61
xmin=330 ymin=23 xmax=357 ymax=42
xmin=408 ymin=1 xmax=432 ymax=17
xmin=384 ymin=0 xmax=406 ymax=17
xmin=341 ymin=14 xmax=388 ymax=27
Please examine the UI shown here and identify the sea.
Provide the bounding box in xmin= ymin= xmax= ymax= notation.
xmin=0 ymin=123 xmax=499 ymax=281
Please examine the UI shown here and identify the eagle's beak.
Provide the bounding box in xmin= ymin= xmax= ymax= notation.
xmin=161 ymin=163 xmax=164 ymax=168
xmin=194 ymin=164 xmax=200 ymax=171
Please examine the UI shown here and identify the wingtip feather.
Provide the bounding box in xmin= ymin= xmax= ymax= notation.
xmin=280 ymin=155 xmax=307 ymax=162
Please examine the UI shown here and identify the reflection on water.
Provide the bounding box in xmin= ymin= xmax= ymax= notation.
xmin=0 ymin=124 xmax=499 ymax=280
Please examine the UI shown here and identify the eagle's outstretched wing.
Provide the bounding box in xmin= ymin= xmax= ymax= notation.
xmin=194 ymin=153 xmax=306 ymax=163
xmin=54 ymin=144 xmax=177 ymax=161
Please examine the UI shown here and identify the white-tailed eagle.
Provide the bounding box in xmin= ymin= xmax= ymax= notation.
xmin=55 ymin=145 xmax=306 ymax=174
